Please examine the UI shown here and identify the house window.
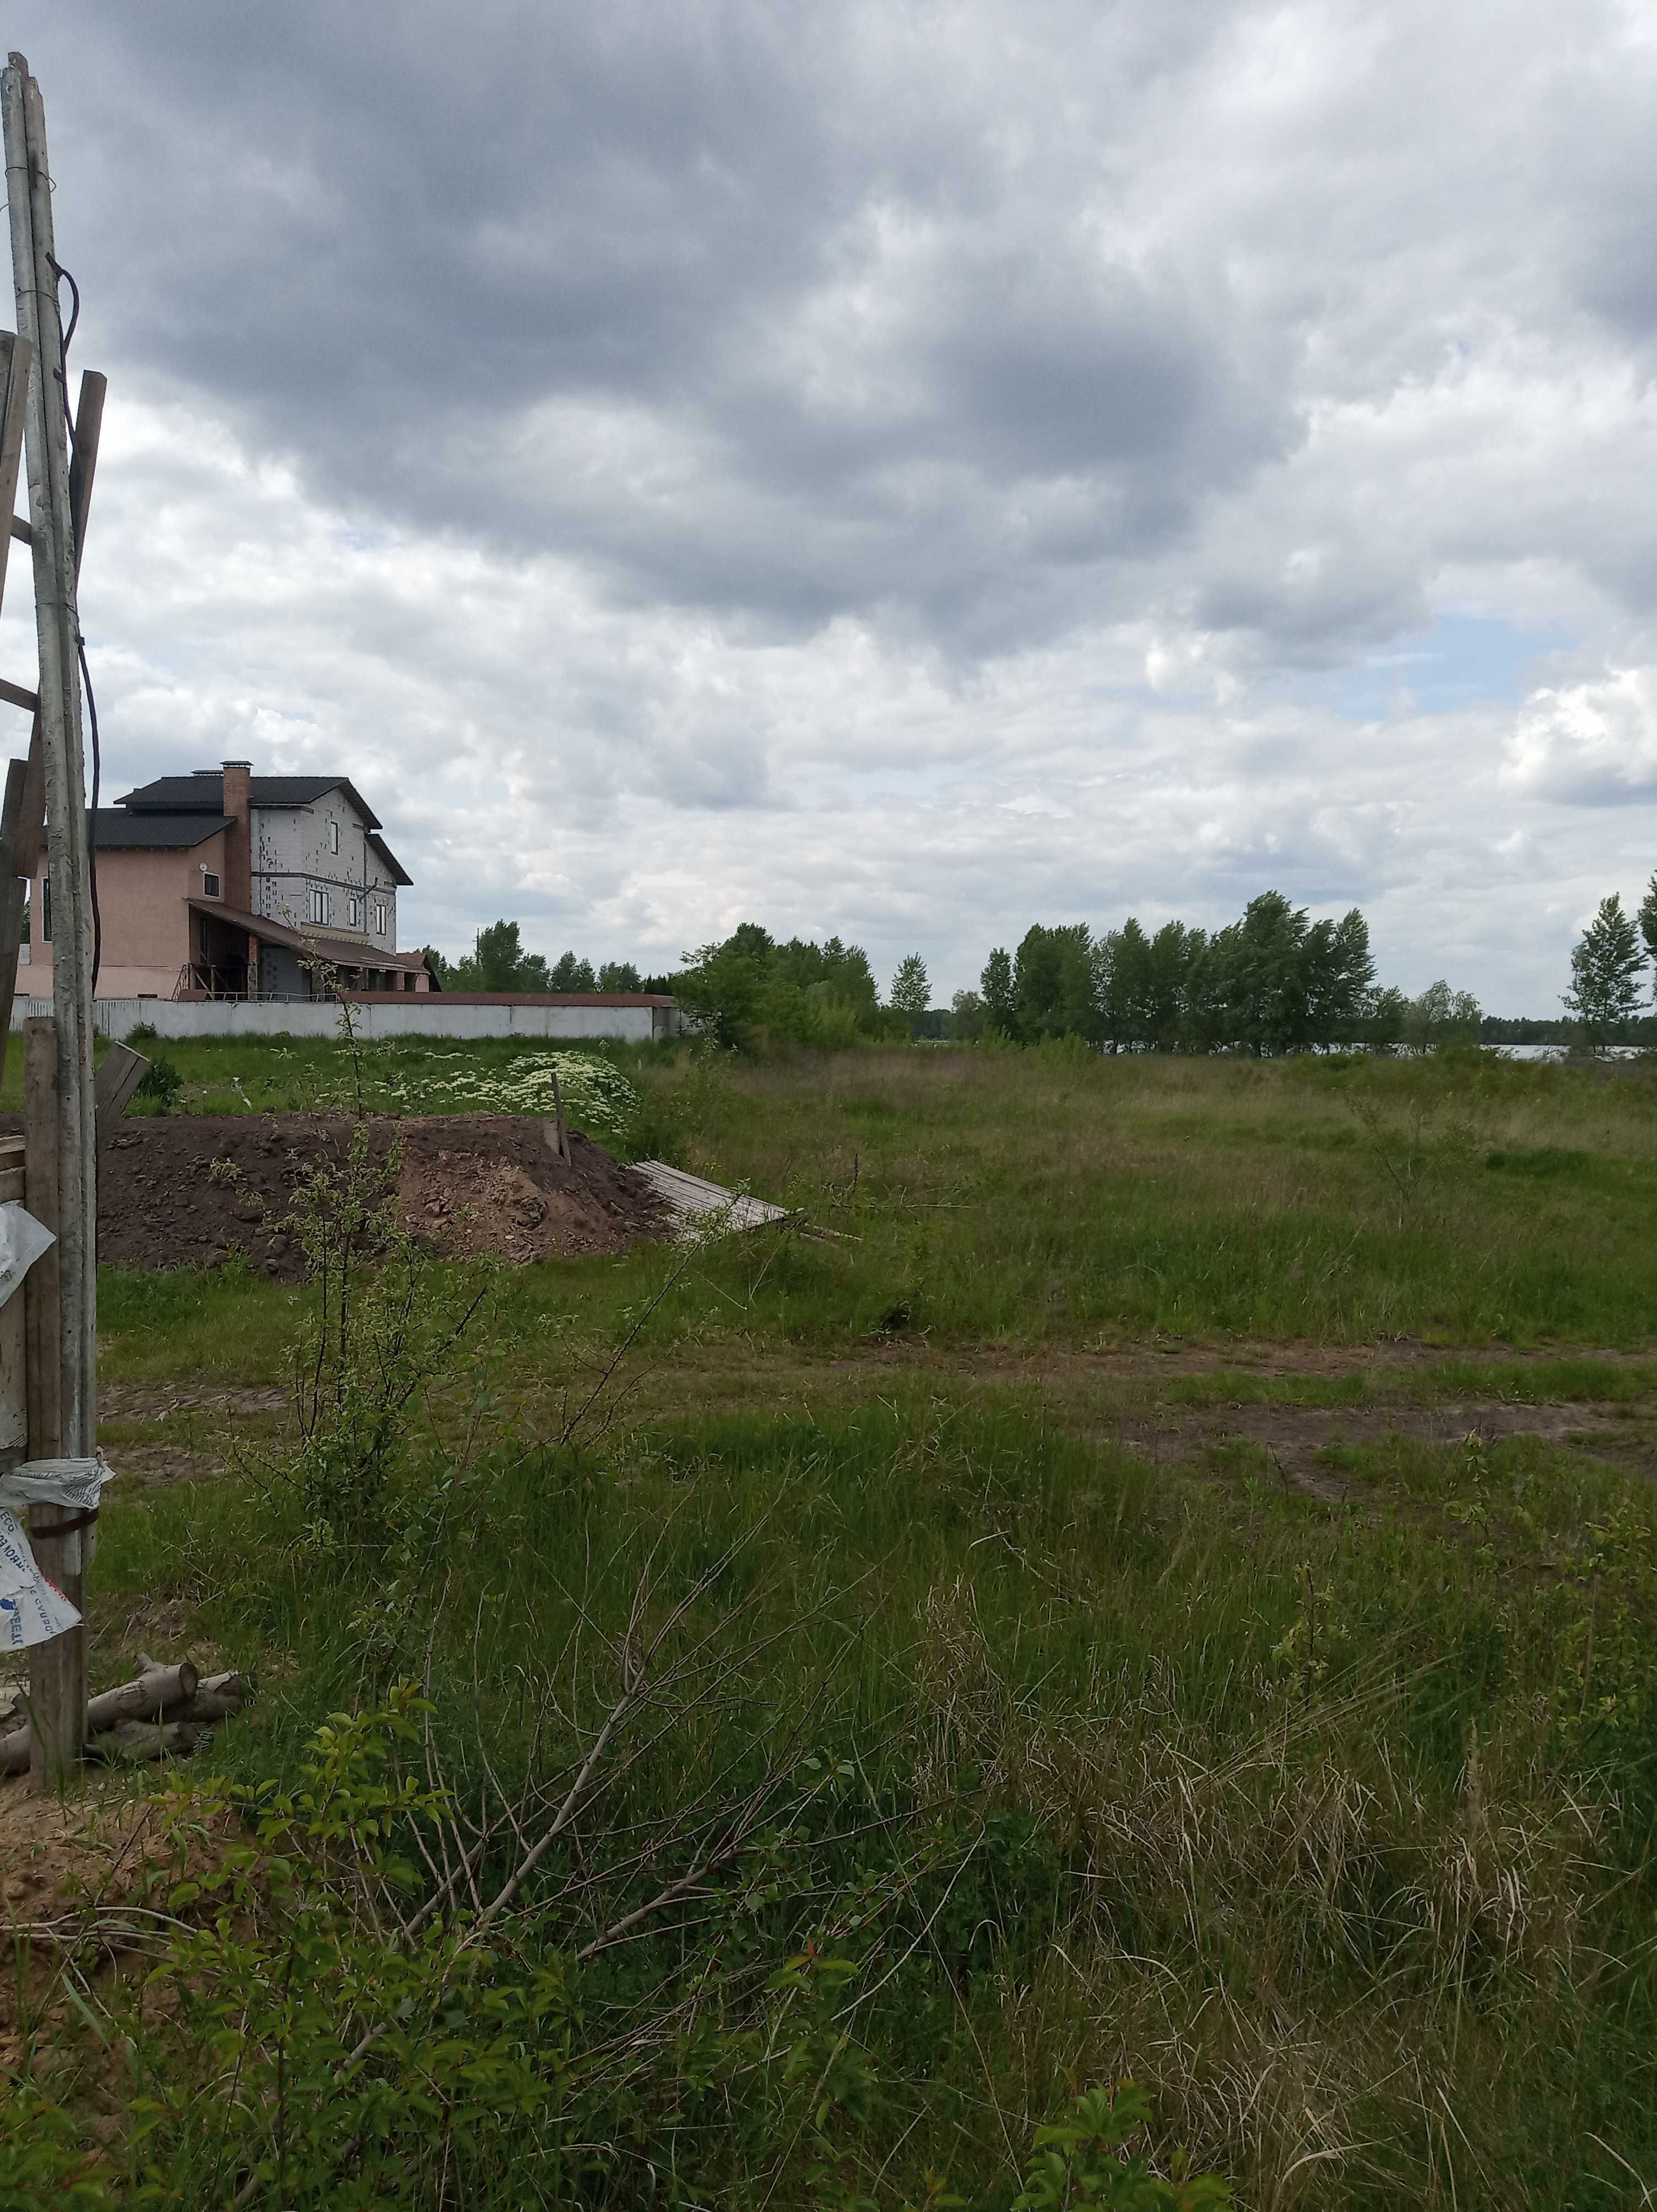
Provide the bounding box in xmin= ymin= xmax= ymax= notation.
xmin=40 ymin=875 xmax=50 ymax=943
xmin=346 ymin=892 xmax=362 ymax=929
xmin=328 ymin=819 xmax=340 ymax=855
xmin=308 ymin=883 xmax=328 ymax=925
xmin=202 ymin=871 xmax=221 ymax=899
xmin=373 ymin=899 xmax=388 ymax=936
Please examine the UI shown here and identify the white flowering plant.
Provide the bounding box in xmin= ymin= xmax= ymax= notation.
xmin=371 ymin=1049 xmax=640 ymax=1138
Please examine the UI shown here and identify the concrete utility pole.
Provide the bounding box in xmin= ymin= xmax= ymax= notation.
xmin=2 ymin=52 xmax=98 ymax=1784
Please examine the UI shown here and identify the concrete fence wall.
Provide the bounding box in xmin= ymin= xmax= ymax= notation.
xmin=8 ymin=996 xmax=675 ymax=1045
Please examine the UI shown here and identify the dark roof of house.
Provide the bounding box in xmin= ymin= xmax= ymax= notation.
xmin=366 ymin=831 xmax=412 ymax=887
xmin=85 ymin=809 xmax=232 ymax=850
xmin=117 ymin=772 xmax=383 ymax=830
xmin=115 ymin=772 xmax=410 ymax=883
xmin=188 ymin=898 xmax=434 ymax=974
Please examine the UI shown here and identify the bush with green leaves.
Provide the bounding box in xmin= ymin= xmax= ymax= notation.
xmin=270 ymin=1119 xmax=493 ymax=1547
xmin=1013 ymin=2086 xmax=1231 ymax=2211
xmin=131 ymin=1053 xmax=182 ymax=1114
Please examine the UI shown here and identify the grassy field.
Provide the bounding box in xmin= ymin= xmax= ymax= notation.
xmin=15 ymin=1040 xmax=1657 ymax=2208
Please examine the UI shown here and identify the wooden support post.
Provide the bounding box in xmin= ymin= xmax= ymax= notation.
xmin=550 ymin=1063 xmax=570 ymax=1164
xmin=0 ymin=325 xmax=46 ymax=1100
xmin=23 ymin=1013 xmax=78 ymax=1790
xmin=4 ymin=56 xmax=96 ymax=1487
xmin=0 ymin=327 xmax=31 ymax=620
xmin=67 ymin=370 xmax=104 ymax=571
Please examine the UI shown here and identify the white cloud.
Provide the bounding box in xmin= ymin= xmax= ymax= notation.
xmin=1504 ymin=668 xmax=1657 ymax=803
xmin=3 ymin=0 xmax=1656 ymax=1011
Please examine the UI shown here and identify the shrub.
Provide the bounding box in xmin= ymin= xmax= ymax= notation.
xmin=132 ymin=1054 xmax=182 ymax=1114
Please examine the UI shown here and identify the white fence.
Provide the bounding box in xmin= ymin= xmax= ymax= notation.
xmin=7 ymin=996 xmax=677 ymax=1045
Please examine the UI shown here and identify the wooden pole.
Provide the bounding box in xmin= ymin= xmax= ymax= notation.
xmin=550 ymin=1062 xmax=570 ymax=1164
xmin=23 ymin=1012 xmax=78 ymax=1788
xmin=0 ymin=368 xmax=105 ymax=1099
xmin=3 ymin=56 xmax=96 ymax=1478
xmin=67 ymin=369 xmax=105 ymax=567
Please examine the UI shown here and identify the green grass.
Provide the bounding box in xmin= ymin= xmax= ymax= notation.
xmin=30 ymin=1043 xmax=1657 ymax=2205
xmin=76 ymin=1027 xmax=661 ymax=1124
xmin=96 ymin=1040 xmax=1657 ymax=1382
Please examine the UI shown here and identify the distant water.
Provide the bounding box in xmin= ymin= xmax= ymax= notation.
xmin=1496 ymin=1043 xmax=1646 ymax=1061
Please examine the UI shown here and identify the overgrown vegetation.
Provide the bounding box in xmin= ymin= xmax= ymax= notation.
xmin=0 ymin=1034 xmax=647 ymax=1137
xmin=9 ymin=1043 xmax=1657 ymax=2204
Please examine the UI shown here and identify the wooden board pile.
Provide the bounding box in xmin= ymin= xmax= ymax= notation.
xmin=631 ymin=1159 xmax=791 ymax=1241
xmin=0 ymin=1656 xmax=246 ymax=1775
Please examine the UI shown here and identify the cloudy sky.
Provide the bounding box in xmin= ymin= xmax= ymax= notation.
xmin=6 ymin=1 xmax=1657 ymax=1007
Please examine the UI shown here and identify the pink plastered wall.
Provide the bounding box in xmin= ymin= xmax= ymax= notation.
xmin=28 ymin=830 xmax=229 ymax=1000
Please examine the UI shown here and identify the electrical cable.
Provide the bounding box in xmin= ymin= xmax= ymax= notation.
xmin=46 ymin=253 xmax=77 ymax=357
xmin=47 ymin=254 xmax=98 ymax=991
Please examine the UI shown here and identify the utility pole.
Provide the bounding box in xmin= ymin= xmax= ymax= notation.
xmin=2 ymin=52 xmax=98 ymax=1786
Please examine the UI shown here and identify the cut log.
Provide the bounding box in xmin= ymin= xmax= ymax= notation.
xmin=85 ymin=1719 xmax=201 ymax=1765
xmin=83 ymin=1658 xmax=198 ymax=1733
xmin=185 ymin=1671 xmax=247 ymax=1723
xmin=0 ymin=1666 xmax=244 ymax=1777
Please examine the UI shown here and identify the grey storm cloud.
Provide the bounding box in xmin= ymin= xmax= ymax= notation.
xmin=3 ymin=0 xmax=1657 ymax=1011
xmin=21 ymin=1 xmax=1302 ymax=643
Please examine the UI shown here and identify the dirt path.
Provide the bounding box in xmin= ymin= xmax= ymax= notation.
xmin=93 ymin=1338 xmax=1657 ymax=1494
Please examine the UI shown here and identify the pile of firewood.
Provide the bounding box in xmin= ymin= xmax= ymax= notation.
xmin=0 ymin=1656 xmax=247 ymax=1774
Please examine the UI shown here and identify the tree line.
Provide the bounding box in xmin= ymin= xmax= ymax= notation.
xmin=430 ymin=920 xmax=670 ymax=996
xmin=667 ymin=896 xmax=1487 ymax=1055
xmin=947 ymin=893 xmax=1482 ymax=1055
xmin=434 ymin=900 xmax=1501 ymax=1055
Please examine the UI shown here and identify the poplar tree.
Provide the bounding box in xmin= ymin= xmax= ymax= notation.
xmin=980 ymin=947 xmax=1016 ymax=1036
xmin=889 ymin=954 xmax=930 ymax=1021
xmin=1563 ymin=894 xmax=1646 ymax=1047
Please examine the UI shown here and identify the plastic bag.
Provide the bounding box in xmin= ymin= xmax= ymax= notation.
xmin=0 ymin=1455 xmax=111 ymax=1515
xmin=0 ymin=1508 xmax=79 ymax=1649
xmin=0 ymin=1200 xmax=53 ymax=1310
xmin=0 ymin=1458 xmax=111 ymax=1646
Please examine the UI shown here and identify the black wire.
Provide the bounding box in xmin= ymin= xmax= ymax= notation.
xmin=46 ymin=255 xmax=77 ymax=357
xmin=49 ymin=256 xmax=99 ymax=991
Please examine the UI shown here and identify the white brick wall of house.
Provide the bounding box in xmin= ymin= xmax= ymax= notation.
xmin=254 ymin=799 xmax=398 ymax=950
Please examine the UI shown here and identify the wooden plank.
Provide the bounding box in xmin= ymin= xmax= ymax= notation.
xmin=0 ymin=675 xmax=37 ymax=715
xmin=549 ymin=1065 xmax=569 ymax=1163
xmin=8 ymin=59 xmax=97 ymax=1488
xmin=0 ymin=751 xmax=25 ymax=880
xmin=0 ymin=752 xmax=30 ymax=1092
xmin=68 ymin=368 xmax=103 ymax=580
xmin=631 ymin=1159 xmax=790 ymax=1242
xmin=0 ymin=326 xmax=29 ymax=619
xmin=0 ymin=725 xmax=42 ymax=1099
xmin=93 ymin=1041 xmax=148 ymax=1136
xmin=0 ymin=1137 xmax=25 ymax=1455
xmin=17 ymin=710 xmax=44 ymax=872
xmin=23 ymin=1012 xmax=79 ymax=1790
xmin=7 ymin=513 xmax=28 ymax=546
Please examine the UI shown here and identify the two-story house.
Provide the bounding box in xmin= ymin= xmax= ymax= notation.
xmin=25 ymin=760 xmax=435 ymax=1000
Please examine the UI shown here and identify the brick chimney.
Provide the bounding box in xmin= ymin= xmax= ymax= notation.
xmin=221 ymin=760 xmax=252 ymax=911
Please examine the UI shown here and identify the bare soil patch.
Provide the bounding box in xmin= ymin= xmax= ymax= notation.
xmin=1111 ymin=1397 xmax=1657 ymax=1499
xmin=0 ymin=1774 xmax=233 ymax=2080
xmin=76 ymin=1114 xmax=668 ymax=1277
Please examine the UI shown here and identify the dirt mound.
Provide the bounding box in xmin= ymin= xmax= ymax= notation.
xmin=83 ymin=1114 xmax=668 ymax=1277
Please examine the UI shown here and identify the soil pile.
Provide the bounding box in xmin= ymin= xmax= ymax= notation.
xmin=85 ymin=1114 xmax=668 ymax=1276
